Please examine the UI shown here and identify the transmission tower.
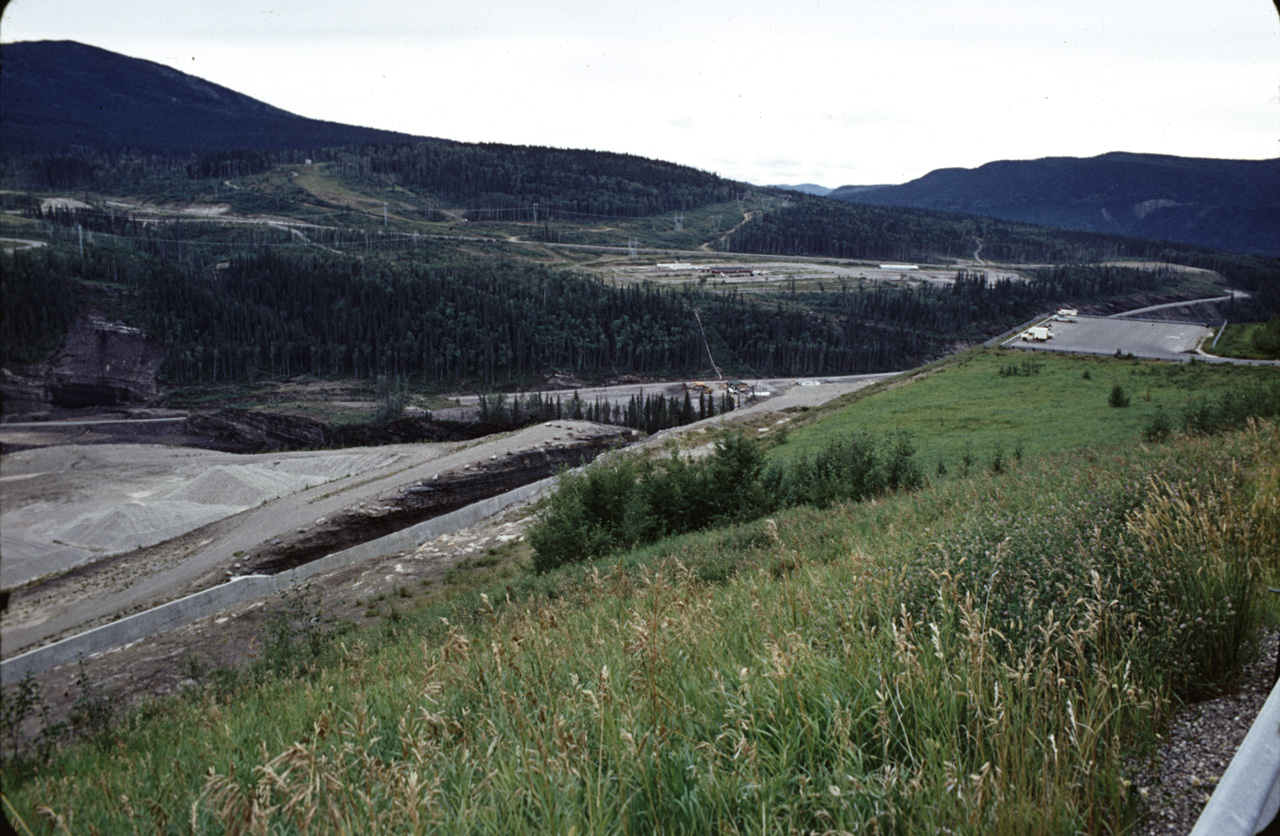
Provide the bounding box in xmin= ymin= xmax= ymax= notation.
xmin=673 ymin=214 xmax=685 ymax=232
xmin=628 ymin=238 xmax=640 ymax=259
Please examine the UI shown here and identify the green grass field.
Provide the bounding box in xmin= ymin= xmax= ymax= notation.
xmin=777 ymin=348 xmax=1279 ymax=472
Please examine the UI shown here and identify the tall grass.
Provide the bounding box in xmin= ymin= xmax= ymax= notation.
xmin=4 ymin=422 xmax=1278 ymax=834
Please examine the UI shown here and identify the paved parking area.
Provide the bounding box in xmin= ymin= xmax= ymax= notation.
xmin=1004 ymin=316 xmax=1214 ymax=361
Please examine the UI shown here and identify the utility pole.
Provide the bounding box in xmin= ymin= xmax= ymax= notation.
xmin=383 ymin=203 xmax=388 ymax=226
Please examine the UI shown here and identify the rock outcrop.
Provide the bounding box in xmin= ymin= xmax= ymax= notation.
xmin=184 ymin=409 xmax=332 ymax=451
xmin=1 ymin=314 xmax=165 ymax=415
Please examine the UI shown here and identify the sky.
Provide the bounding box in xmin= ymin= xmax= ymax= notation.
xmin=2 ymin=0 xmax=1277 ymax=187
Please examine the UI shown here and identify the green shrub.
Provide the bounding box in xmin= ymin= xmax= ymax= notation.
xmin=1183 ymin=385 xmax=1280 ymax=435
xmin=766 ymin=431 xmax=921 ymax=509
xmin=1143 ymin=408 xmax=1172 ymax=443
xmin=531 ymin=430 xmax=921 ymax=571
xmin=529 ymin=457 xmax=645 ymax=573
xmin=1250 ymin=315 xmax=1280 ymax=356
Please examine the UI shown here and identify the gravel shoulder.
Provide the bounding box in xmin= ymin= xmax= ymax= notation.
xmin=1129 ymin=630 xmax=1279 ymax=835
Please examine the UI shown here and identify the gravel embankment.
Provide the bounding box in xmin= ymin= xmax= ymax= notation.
xmin=1130 ymin=629 xmax=1279 ymax=835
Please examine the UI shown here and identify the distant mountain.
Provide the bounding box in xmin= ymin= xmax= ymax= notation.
xmin=0 ymin=40 xmax=429 ymax=154
xmin=829 ymin=153 xmax=1280 ymax=257
xmin=822 ymin=185 xmax=889 ymax=197
xmin=769 ymin=184 xmax=832 ymax=196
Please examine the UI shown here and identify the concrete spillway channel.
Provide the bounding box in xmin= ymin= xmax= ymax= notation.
xmin=1 ymin=428 xmax=632 ymax=685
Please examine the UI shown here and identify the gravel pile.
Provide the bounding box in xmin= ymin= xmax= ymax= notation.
xmin=57 ymin=498 xmax=239 ymax=553
xmin=165 ymin=464 xmax=305 ymax=507
xmin=1 ymin=444 xmax=419 ymax=587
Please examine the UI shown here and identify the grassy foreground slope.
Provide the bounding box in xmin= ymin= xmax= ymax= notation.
xmin=4 ymin=367 xmax=1279 ymax=835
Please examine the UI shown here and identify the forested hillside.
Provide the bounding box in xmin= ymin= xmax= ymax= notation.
xmin=830 ymin=152 xmax=1280 ymax=257
xmin=4 ymin=38 xmax=1278 ymax=399
xmin=8 ymin=237 xmax=1252 ymax=390
xmin=0 ymin=242 xmax=977 ymax=385
xmin=322 ymin=143 xmax=738 ymax=219
xmin=0 ymin=40 xmax=427 ymax=157
xmin=727 ymin=193 xmax=1221 ymax=263
xmin=723 ymin=195 xmax=1280 ymax=314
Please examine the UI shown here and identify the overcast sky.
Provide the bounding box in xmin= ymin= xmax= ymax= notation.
xmin=3 ymin=0 xmax=1277 ymax=186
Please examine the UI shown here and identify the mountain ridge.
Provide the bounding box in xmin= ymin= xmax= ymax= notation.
xmin=0 ymin=39 xmax=432 ymax=154
xmin=3 ymin=40 xmax=1276 ymax=258
xmin=829 ymin=152 xmax=1280 ymax=256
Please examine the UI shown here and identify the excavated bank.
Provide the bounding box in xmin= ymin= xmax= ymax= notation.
xmin=241 ymin=438 xmax=626 ymax=575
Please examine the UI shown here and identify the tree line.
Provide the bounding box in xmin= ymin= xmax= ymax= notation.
xmin=0 ymin=247 xmax=82 ymax=364
xmin=3 ymin=141 xmax=740 ymax=222
xmin=7 ymin=241 xmax=1236 ymax=389
xmin=4 ymin=244 xmax=933 ymax=386
xmin=530 ymin=430 xmax=923 ymax=572
xmin=477 ymin=389 xmax=735 ymax=434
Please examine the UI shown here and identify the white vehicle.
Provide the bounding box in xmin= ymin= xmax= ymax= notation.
xmin=1021 ymin=326 xmax=1051 ymax=341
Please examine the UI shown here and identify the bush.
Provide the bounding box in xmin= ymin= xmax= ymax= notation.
xmin=529 ymin=457 xmax=644 ymax=573
xmin=531 ymin=430 xmax=921 ymax=571
xmin=1183 ymin=385 xmax=1280 ymax=435
xmin=989 ymin=445 xmax=1006 ymax=475
xmin=1250 ymin=315 xmax=1280 ymax=357
xmin=1108 ymin=384 xmax=1130 ymax=408
xmin=769 ymin=431 xmax=922 ymax=509
xmin=1143 ymin=408 xmax=1172 ymax=443
xmin=259 ymin=585 xmax=337 ymax=677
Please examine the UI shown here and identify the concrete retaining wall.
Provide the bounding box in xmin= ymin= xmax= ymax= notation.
xmin=1 ymin=476 xmax=555 ymax=685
